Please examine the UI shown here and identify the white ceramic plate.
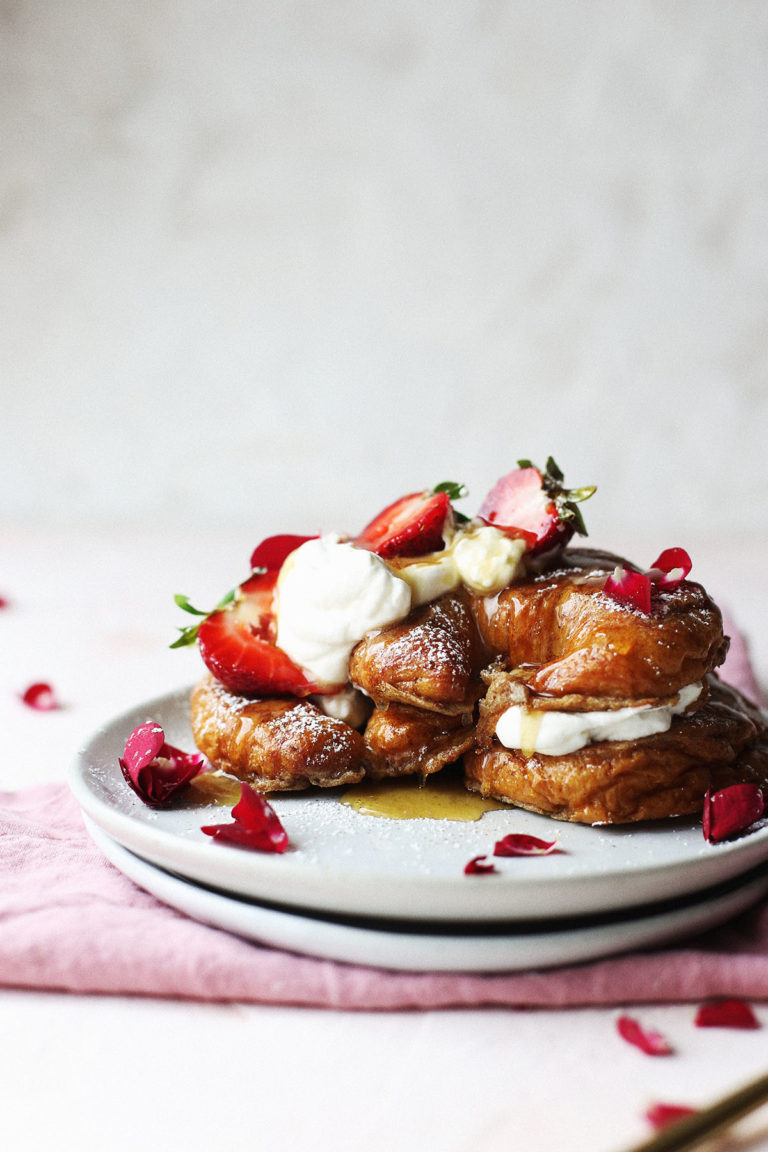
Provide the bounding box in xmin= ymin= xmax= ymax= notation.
xmin=85 ymin=818 xmax=768 ymax=973
xmin=69 ymin=686 xmax=768 ymax=924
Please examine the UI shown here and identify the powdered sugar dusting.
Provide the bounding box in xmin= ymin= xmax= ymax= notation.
xmin=206 ymin=678 xmax=258 ymax=715
xmin=267 ymin=701 xmax=354 ymax=762
xmin=378 ymin=597 xmax=472 ymax=682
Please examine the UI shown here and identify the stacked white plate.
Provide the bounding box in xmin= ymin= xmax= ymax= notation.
xmin=69 ymin=687 xmax=768 ymax=973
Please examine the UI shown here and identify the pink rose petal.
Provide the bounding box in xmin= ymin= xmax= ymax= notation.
xmin=119 ymin=721 xmax=204 ymax=807
xmin=464 ymin=855 xmax=497 ymax=875
xmin=645 ymin=1103 xmax=697 ymax=1131
xmin=703 ymin=784 xmax=765 ymax=843
xmin=122 ymin=721 xmax=165 ymax=772
xmin=21 ymin=682 xmax=60 ymax=711
xmin=249 ymin=535 xmax=318 ymax=572
xmin=493 ymin=833 xmax=560 ymax=857
xmin=617 ymin=1014 xmax=674 ymax=1056
xmin=649 ymin=547 xmax=692 ymax=588
xmin=694 ymin=998 xmax=760 ymax=1030
xmin=201 ymin=783 xmax=289 ymax=853
xmin=603 ymin=566 xmax=652 ymax=613
xmin=604 ymin=548 xmax=693 ymax=612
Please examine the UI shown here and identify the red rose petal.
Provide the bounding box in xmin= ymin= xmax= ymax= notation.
xmin=649 ymin=547 xmax=692 ymax=588
xmin=617 ymin=1014 xmax=674 ymax=1056
xmin=249 ymin=535 xmax=318 ymax=572
xmin=603 ymin=566 xmax=652 ymax=613
xmin=120 ymin=721 xmax=204 ymax=807
xmin=694 ymin=998 xmax=760 ymax=1029
xmin=122 ymin=721 xmax=166 ymax=773
xmin=202 ymin=783 xmax=289 ymax=853
xmin=21 ymin=682 xmax=60 ymax=711
xmin=493 ymin=833 xmax=559 ymax=857
xmin=703 ymin=784 xmax=765 ymax=843
xmin=645 ymin=1103 xmax=697 ymax=1131
xmin=0 ymin=596 xmax=9 ymax=608
xmin=464 ymin=855 xmax=497 ymax=875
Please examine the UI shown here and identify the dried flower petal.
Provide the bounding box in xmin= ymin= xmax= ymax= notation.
xmin=703 ymin=784 xmax=765 ymax=843
xmin=202 ymin=782 xmax=289 ymax=853
xmin=617 ymin=1014 xmax=674 ymax=1055
xmin=464 ymin=855 xmax=497 ymax=875
xmin=694 ymin=998 xmax=760 ymax=1030
xmin=119 ymin=721 xmax=204 ymax=807
xmin=645 ymin=1103 xmax=697 ymax=1131
xmin=249 ymin=534 xmax=318 ymax=572
xmin=603 ymin=566 xmax=652 ymax=613
xmin=21 ymin=682 xmax=60 ymax=711
xmin=649 ymin=547 xmax=692 ymax=588
xmin=494 ymin=833 xmax=559 ymax=857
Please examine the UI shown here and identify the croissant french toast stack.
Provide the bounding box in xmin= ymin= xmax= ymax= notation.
xmin=179 ymin=459 xmax=768 ymax=826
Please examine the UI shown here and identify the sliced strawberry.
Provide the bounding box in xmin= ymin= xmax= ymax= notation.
xmin=477 ymin=458 xmax=595 ymax=555
xmin=355 ymin=489 xmax=452 ymax=559
xmin=197 ymin=570 xmax=320 ymax=697
xmin=478 ymin=467 xmax=560 ymax=550
xmin=250 ymin=534 xmax=317 ymax=572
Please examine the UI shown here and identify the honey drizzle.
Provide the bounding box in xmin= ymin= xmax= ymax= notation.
xmin=519 ymin=709 xmax=544 ymax=757
xmin=187 ymin=768 xmax=506 ymax=824
xmin=187 ymin=771 xmax=243 ymax=807
xmin=341 ymin=773 xmax=506 ymax=822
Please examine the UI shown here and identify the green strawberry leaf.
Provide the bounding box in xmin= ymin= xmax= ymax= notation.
xmin=170 ymin=587 xmax=237 ymax=649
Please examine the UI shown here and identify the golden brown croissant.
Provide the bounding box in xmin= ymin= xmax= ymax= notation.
xmin=190 ymin=675 xmax=367 ymax=790
xmin=349 ymin=592 xmax=485 ymax=715
xmin=363 ymin=703 xmax=475 ymax=780
xmin=469 ymin=549 xmax=727 ymax=701
xmin=464 ymin=676 xmax=768 ymax=824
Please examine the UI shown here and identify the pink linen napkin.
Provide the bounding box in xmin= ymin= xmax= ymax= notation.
xmin=0 ymin=618 xmax=765 ymax=1010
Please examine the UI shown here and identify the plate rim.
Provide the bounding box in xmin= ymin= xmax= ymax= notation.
xmin=84 ymin=818 xmax=768 ymax=974
xmin=68 ymin=685 xmax=768 ymax=924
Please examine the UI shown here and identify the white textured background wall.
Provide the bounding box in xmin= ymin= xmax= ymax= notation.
xmin=2 ymin=1 xmax=767 ymax=545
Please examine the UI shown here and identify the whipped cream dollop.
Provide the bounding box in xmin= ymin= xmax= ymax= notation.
xmin=276 ymin=534 xmax=411 ymax=686
xmin=311 ymin=686 xmax=371 ymax=728
xmin=496 ymin=682 xmax=703 ymax=757
xmin=276 ymin=525 xmax=526 ymax=689
xmin=392 ymin=524 xmax=526 ymax=605
xmin=452 ymin=526 xmax=526 ymax=594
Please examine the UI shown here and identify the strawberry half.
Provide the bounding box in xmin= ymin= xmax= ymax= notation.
xmin=197 ymin=570 xmax=320 ymax=697
xmin=477 ymin=458 xmax=595 ymax=554
xmin=355 ymin=488 xmax=453 ymax=559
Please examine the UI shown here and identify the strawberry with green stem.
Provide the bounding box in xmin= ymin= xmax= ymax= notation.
xmin=477 ymin=457 xmax=595 ymax=554
xmin=355 ymin=482 xmax=466 ymax=558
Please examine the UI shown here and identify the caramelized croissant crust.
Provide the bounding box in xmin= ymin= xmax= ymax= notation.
xmin=464 ymin=676 xmax=768 ymax=824
xmin=470 ymin=549 xmax=728 ymax=700
xmin=190 ymin=675 xmax=367 ymax=790
xmin=363 ymin=703 xmax=475 ymax=780
xmin=349 ymin=592 xmax=486 ymax=715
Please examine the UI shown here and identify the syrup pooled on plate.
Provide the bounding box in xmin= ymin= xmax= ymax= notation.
xmin=340 ymin=770 xmax=506 ymax=822
xmin=187 ymin=771 xmax=243 ymax=807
